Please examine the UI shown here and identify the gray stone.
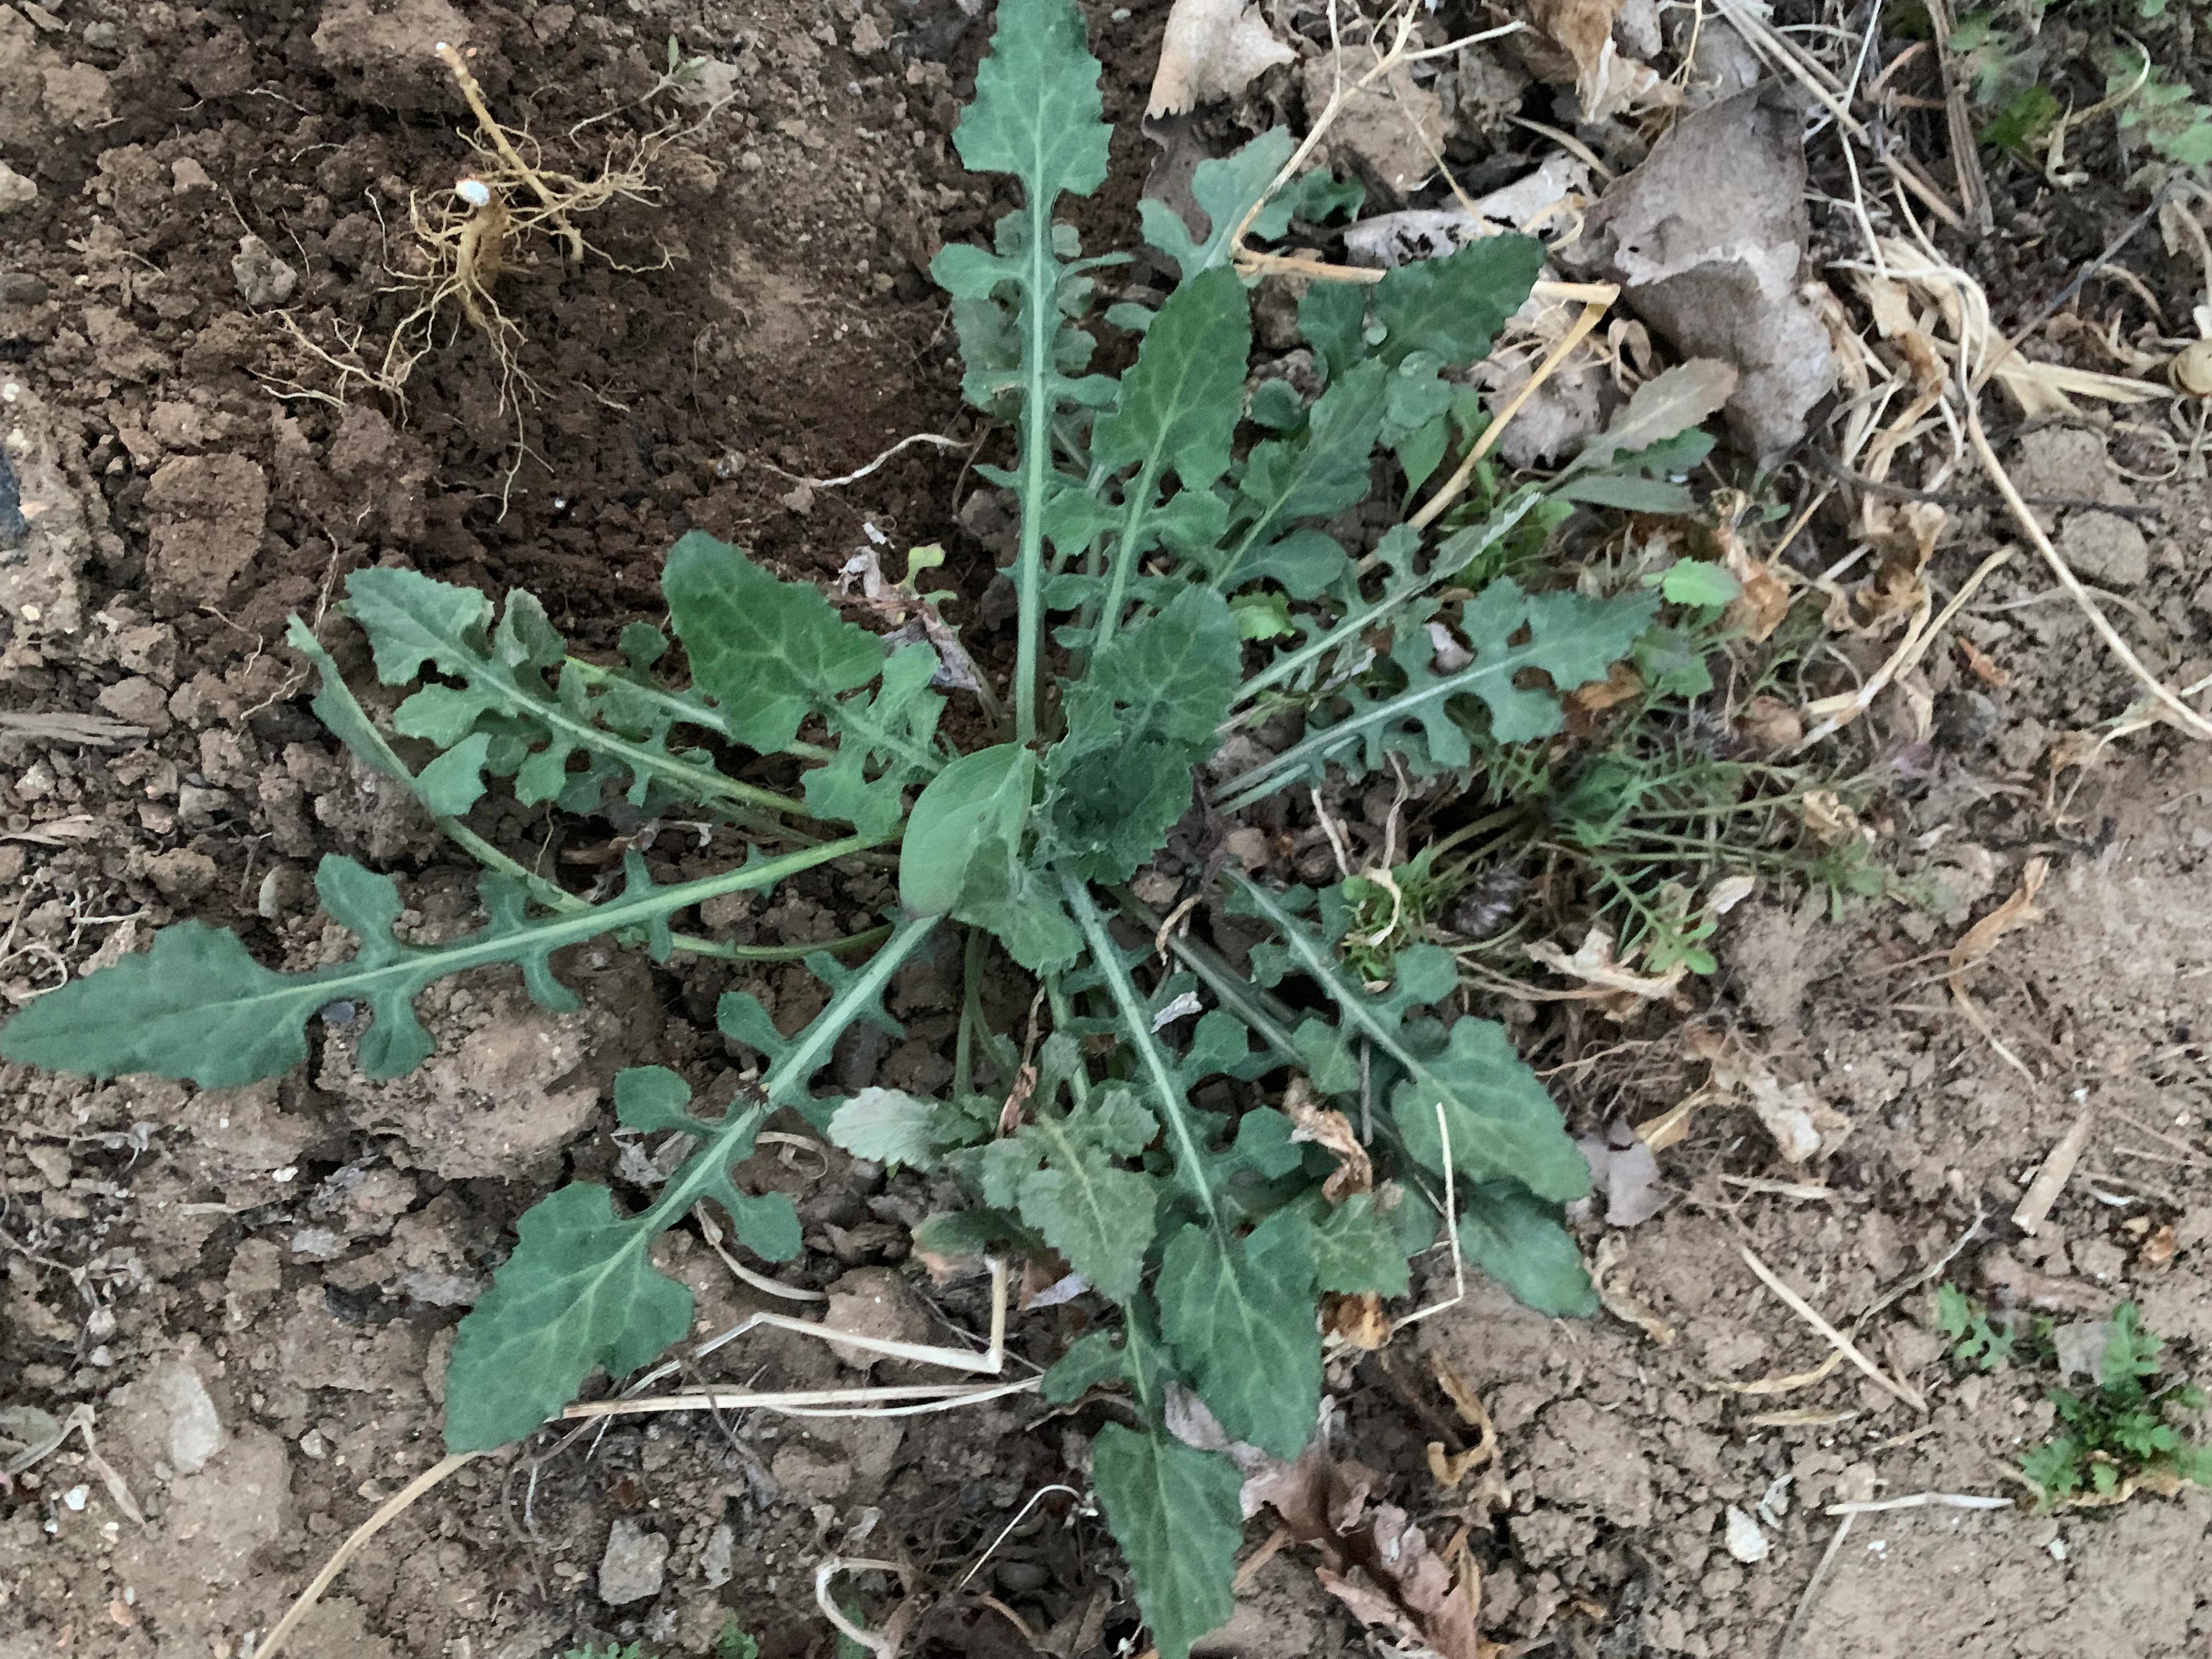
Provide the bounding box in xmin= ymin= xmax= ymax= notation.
xmin=597 ymin=1517 xmax=669 ymax=1605
xmin=156 ymin=1361 xmax=225 ymax=1474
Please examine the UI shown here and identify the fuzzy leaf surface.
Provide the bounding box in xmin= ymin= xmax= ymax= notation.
xmin=949 ymin=0 xmax=1108 ymax=205
xmin=663 ymin=532 xmax=943 ymax=831
xmin=342 ymin=567 xmax=775 ymax=817
xmin=902 ymin=743 xmax=1079 ymax=969
xmin=444 ymin=918 xmax=938 ymax=1450
xmin=1156 ymin=1215 xmax=1320 ymax=1457
xmin=1208 ymin=359 xmax=1388 ymax=595
xmin=1391 ymin=1015 xmax=1592 ymax=1199
xmin=1093 ymin=266 xmax=1247 ymax=490
xmin=1458 ymin=1181 xmax=1598 ymax=1316
xmin=827 ymin=1088 xmax=940 ymax=1170
xmin=1045 ymin=585 xmax=1239 ymax=880
xmin=969 ymin=1088 xmax=1163 ymax=1302
xmin=442 ymin=1183 xmax=695 ymax=1450
xmin=1369 ymin=235 xmax=1543 ymax=368
xmin=1308 ymin=1192 xmax=1414 ymax=1296
xmin=1091 ymin=1424 xmax=1242 ymax=1659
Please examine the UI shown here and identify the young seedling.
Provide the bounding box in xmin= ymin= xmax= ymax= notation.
xmin=1939 ymin=1287 xmax=2212 ymax=1506
xmin=3 ymin=1 xmax=1737 ymax=1649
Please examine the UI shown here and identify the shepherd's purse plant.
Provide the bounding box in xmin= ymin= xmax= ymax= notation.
xmin=0 ymin=2 xmax=1731 ymax=1649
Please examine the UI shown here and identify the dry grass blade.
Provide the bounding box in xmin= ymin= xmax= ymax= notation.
xmin=1824 ymin=1491 xmax=2011 ymax=1515
xmin=1965 ymin=405 xmax=2212 ymax=741
xmin=1791 ymin=545 xmax=2012 ymax=750
xmin=1739 ymin=1245 xmax=1926 ymax=1412
xmin=1945 ymin=855 xmax=2049 ymax=1083
xmin=2012 ymin=1107 xmax=2096 ymax=1235
xmin=251 ymin=1451 xmax=480 ymax=1659
xmin=563 ymin=1377 xmax=1042 ymax=1420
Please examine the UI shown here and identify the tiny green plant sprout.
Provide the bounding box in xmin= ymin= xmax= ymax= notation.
xmin=1939 ymin=1288 xmax=2212 ymax=1506
xmin=0 ymin=1 xmax=1741 ymax=1649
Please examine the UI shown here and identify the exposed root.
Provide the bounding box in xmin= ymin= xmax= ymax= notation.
xmin=267 ymin=39 xmax=696 ymax=510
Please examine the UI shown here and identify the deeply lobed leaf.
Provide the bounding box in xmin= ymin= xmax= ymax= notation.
xmin=342 ymin=567 xmax=763 ymax=819
xmin=663 ymin=532 xmax=944 ymax=833
xmin=444 ymin=917 xmax=939 ymax=1450
xmin=1215 ymin=578 xmax=1659 ymax=811
xmin=0 ymin=839 xmax=878 ymax=1089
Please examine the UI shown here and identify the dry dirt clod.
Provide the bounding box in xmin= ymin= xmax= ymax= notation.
xmin=230 ymin=234 xmax=298 ymax=307
xmin=822 ymin=1266 xmax=935 ymax=1373
xmin=0 ymin=161 xmax=36 ymax=212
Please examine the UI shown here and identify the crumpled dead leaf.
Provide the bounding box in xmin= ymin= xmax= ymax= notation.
xmin=1521 ymin=0 xmax=1671 ymax=121
xmin=1712 ymin=517 xmax=1791 ymax=642
xmin=1572 ymin=1121 xmax=1669 ymax=1226
xmin=1798 ymin=789 xmax=1870 ymax=847
xmin=1324 ymin=1291 xmax=1392 ymax=1350
xmin=1574 ymin=88 xmax=1838 ymax=460
xmin=1287 ymin=1076 xmax=1373 ymax=1202
xmin=1317 ymin=1504 xmax=1491 ymax=1659
xmin=840 ymin=546 xmax=989 ymax=695
xmin=1685 ymin=1028 xmax=1852 ymax=1164
xmin=1239 ymin=1430 xmax=1380 ymax=1539
xmin=1736 ymin=693 xmax=1804 ymax=752
xmin=1147 ymin=0 xmax=1296 ymax=117
xmin=1343 ymin=154 xmax=1590 ymax=266
xmin=1525 ymin=925 xmax=1689 ymax=1010
xmin=1946 ymin=855 xmax=2047 ymax=979
xmin=1567 ymin=660 xmax=1645 ymax=716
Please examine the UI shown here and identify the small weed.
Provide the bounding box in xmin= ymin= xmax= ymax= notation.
xmin=562 ymin=1645 xmax=653 ymax=1659
xmin=1938 ymin=1287 xmax=2212 ymax=1505
xmin=0 ymin=2 xmax=1816 ymax=1652
xmin=1936 ymin=1280 xmax=2024 ymax=1371
xmin=714 ymin=1622 xmax=761 ymax=1659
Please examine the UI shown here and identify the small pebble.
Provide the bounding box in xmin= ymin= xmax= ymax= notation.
xmin=1724 ymin=1505 xmax=1769 ymax=1564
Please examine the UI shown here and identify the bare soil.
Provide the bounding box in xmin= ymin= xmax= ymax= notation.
xmin=3 ymin=2 xmax=2210 ymax=1657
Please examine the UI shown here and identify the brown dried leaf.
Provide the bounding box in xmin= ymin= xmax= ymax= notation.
xmin=1716 ymin=526 xmax=1791 ymax=643
xmin=1287 ymin=1077 xmax=1373 ymax=1201
xmin=1523 ymin=0 xmax=1665 ymax=120
xmin=1525 ymin=926 xmax=1688 ymax=1000
xmin=1736 ymin=692 xmax=1804 ymax=753
xmin=1568 ymin=659 xmax=1644 ymax=715
xmin=1947 ymin=856 xmax=2048 ymax=977
xmin=1324 ymin=1291 xmax=1392 ymax=1350
xmin=1591 ymin=1233 xmax=1677 ymax=1344
xmin=1957 ymin=636 xmax=2010 ymax=688
xmin=1316 ymin=1567 xmax=1426 ymax=1645
xmin=1798 ymin=789 xmax=1866 ymax=846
